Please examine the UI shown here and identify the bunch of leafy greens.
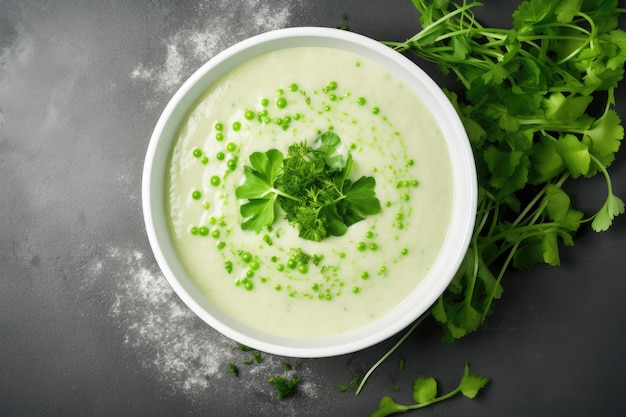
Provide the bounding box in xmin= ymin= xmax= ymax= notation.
xmin=235 ymin=131 xmax=381 ymax=241
xmin=371 ymin=363 xmax=489 ymax=417
xmin=357 ymin=0 xmax=626 ymax=406
xmin=384 ymin=0 xmax=626 ymax=342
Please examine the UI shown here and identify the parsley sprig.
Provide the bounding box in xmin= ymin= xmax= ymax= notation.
xmin=235 ymin=131 xmax=381 ymax=241
xmin=371 ymin=363 xmax=489 ymax=417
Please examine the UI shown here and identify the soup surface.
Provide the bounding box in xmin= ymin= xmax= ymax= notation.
xmin=167 ymin=46 xmax=452 ymax=338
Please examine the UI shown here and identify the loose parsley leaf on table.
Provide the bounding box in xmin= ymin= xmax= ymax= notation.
xmin=371 ymin=363 xmax=489 ymax=417
xmin=235 ymin=131 xmax=381 ymax=241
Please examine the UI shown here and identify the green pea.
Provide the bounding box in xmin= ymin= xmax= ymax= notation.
xmin=250 ymin=260 xmax=260 ymax=270
xmin=357 ymin=242 xmax=366 ymax=251
xmin=215 ymin=122 xmax=223 ymax=131
xmin=211 ymin=229 xmax=220 ymax=239
xmin=190 ymin=226 xmax=199 ymax=235
xmin=241 ymin=252 xmax=252 ymax=263
xmin=352 ymin=286 xmax=361 ymax=294
xmin=215 ymin=132 xmax=224 ymax=141
xmin=372 ymin=107 xmax=380 ymax=114
xmin=226 ymin=142 xmax=237 ymax=152
xmin=261 ymin=98 xmax=269 ymax=106
xmin=232 ymin=121 xmax=241 ymax=131
xmin=191 ymin=190 xmax=202 ymax=200
xmin=287 ymin=259 xmax=297 ymax=269
xmin=298 ymin=264 xmax=308 ymax=274
xmin=369 ymin=243 xmax=378 ymax=251
xmin=192 ymin=148 xmax=202 ymax=158
xmin=289 ymin=83 xmax=298 ymax=92
xmin=226 ymin=158 xmax=237 ymax=171
xmin=401 ymin=248 xmax=409 ymax=256
xmin=216 ymin=151 xmax=225 ymax=161
xmin=276 ymin=97 xmax=287 ymax=109
xmin=201 ymin=156 xmax=209 ymax=165
xmin=244 ymin=110 xmax=255 ymax=120
xmin=365 ymin=231 xmax=374 ymax=239
xmin=361 ymin=271 xmax=369 ymax=280
xmin=210 ymin=176 xmax=221 ymax=186
xmin=357 ymin=97 xmax=366 ymax=105
xmin=198 ymin=226 xmax=209 ymax=236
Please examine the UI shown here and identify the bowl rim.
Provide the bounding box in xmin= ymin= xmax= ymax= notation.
xmin=142 ymin=26 xmax=477 ymax=358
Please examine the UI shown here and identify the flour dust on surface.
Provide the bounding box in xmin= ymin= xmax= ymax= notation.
xmin=98 ymin=246 xmax=319 ymax=407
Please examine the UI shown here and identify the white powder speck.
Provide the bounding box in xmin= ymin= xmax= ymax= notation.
xmin=130 ymin=0 xmax=295 ymax=95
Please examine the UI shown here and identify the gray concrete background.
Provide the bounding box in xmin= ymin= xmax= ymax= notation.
xmin=1 ymin=1 xmax=625 ymax=416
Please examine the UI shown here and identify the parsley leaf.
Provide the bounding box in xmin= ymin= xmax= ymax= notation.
xmin=235 ymin=131 xmax=381 ymax=241
xmin=370 ymin=363 xmax=489 ymax=417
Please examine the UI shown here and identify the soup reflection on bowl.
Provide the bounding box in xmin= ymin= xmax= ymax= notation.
xmin=142 ymin=27 xmax=477 ymax=358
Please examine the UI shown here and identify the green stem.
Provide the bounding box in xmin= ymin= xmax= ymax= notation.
xmin=355 ymin=311 xmax=431 ymax=395
xmin=405 ymin=1 xmax=482 ymax=45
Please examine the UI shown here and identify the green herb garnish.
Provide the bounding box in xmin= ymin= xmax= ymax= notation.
xmin=227 ymin=363 xmax=239 ymax=377
xmin=336 ymin=373 xmax=363 ymax=393
xmin=236 ymin=131 xmax=381 ymax=241
xmin=268 ymin=374 xmax=301 ymax=399
xmin=371 ymin=363 xmax=489 ymax=417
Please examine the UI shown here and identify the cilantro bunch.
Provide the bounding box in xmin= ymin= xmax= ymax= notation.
xmin=381 ymin=0 xmax=626 ymax=342
xmin=235 ymin=131 xmax=381 ymax=241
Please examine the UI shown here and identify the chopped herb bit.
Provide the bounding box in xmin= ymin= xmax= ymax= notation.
xmin=336 ymin=373 xmax=362 ymax=393
xmin=268 ymin=375 xmax=301 ymax=399
xmin=228 ymin=363 xmax=239 ymax=377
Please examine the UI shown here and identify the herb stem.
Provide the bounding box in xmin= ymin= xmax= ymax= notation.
xmin=355 ymin=311 xmax=431 ymax=395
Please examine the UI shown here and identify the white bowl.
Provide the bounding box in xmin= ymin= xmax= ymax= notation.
xmin=142 ymin=27 xmax=476 ymax=358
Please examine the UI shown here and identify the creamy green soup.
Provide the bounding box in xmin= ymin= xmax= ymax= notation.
xmin=167 ymin=46 xmax=452 ymax=338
